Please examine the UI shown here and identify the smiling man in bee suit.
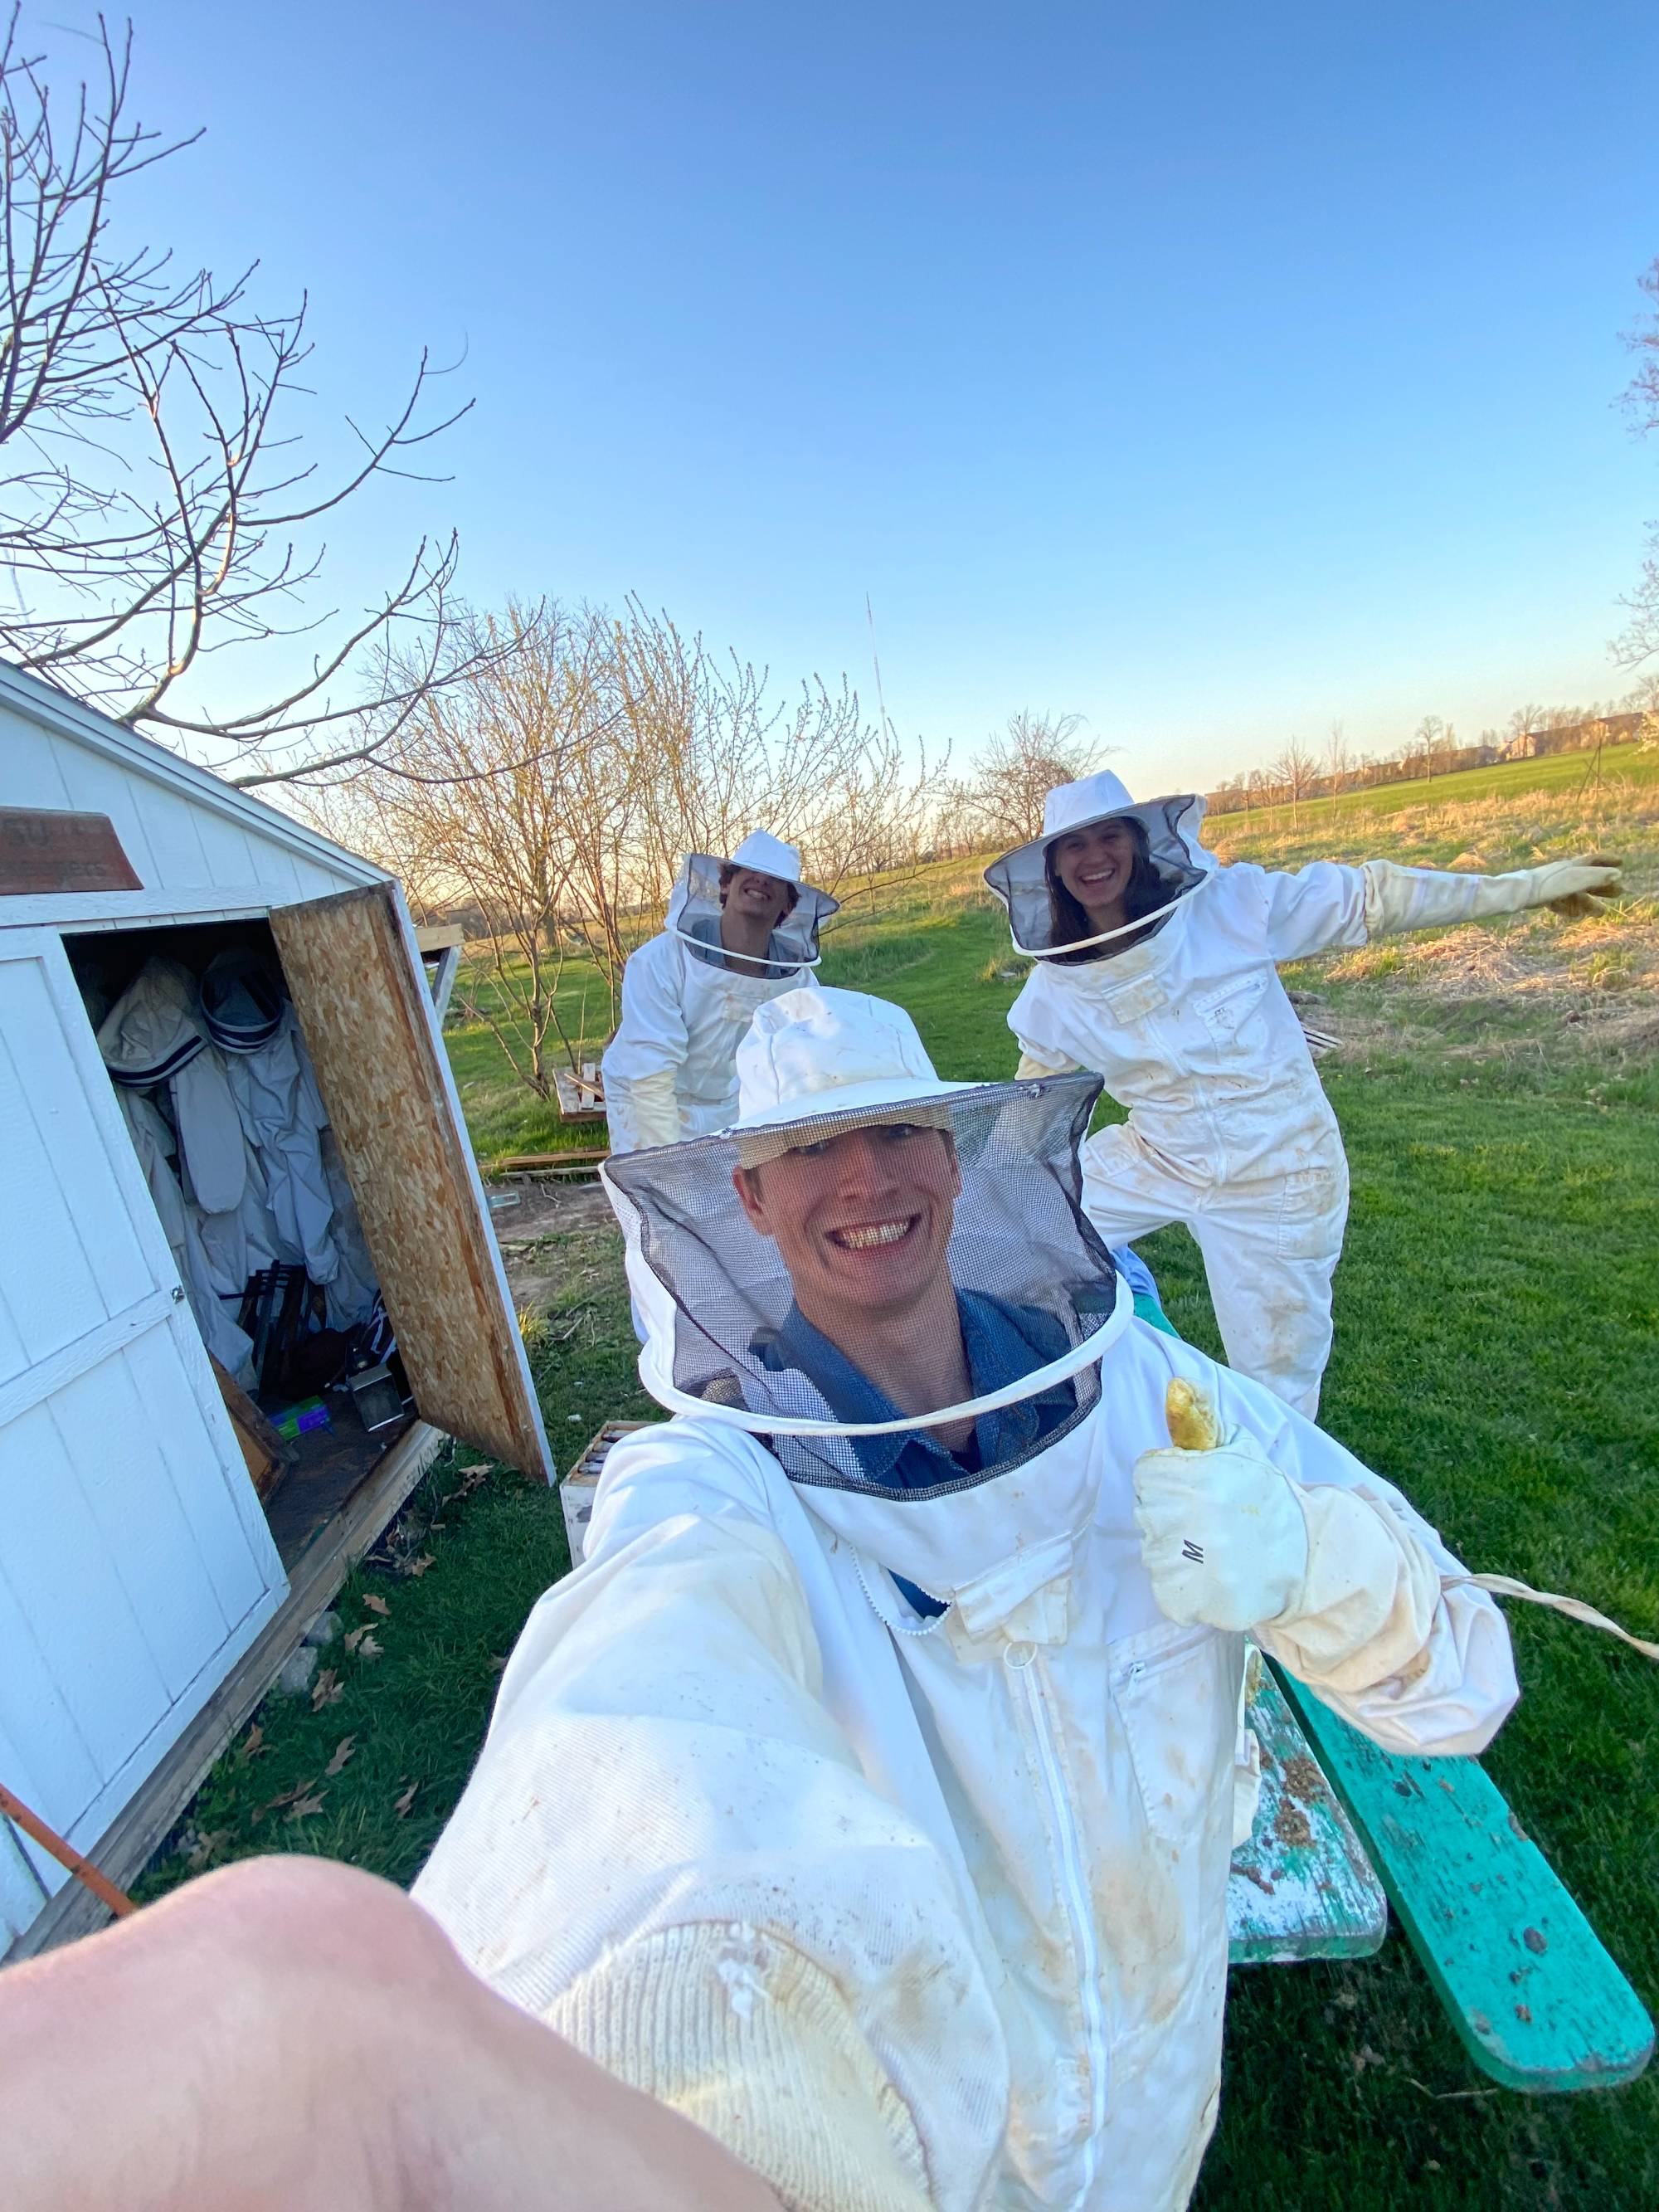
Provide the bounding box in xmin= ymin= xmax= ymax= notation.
xmin=600 ymin=831 xmax=839 ymax=1155
xmin=415 ymin=987 xmax=1518 ymax=2212
xmin=985 ymin=769 xmax=1623 ymax=1417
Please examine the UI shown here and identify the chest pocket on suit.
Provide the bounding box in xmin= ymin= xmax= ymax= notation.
xmin=1091 ymin=969 xmax=1173 ymax=1029
xmin=1192 ymin=972 xmax=1272 ymax=1056
xmin=1115 ymin=1625 xmax=1236 ymax=1851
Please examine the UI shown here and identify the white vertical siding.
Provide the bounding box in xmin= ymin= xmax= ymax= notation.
xmin=0 ymin=938 xmax=286 ymax=1907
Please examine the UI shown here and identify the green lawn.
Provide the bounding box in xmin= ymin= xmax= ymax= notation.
xmin=139 ymin=777 xmax=1659 ymax=2210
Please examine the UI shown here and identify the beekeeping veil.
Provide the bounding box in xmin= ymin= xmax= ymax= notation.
xmin=984 ymin=770 xmax=1216 ymax=959
xmin=97 ymin=956 xmax=247 ymax=1214
xmin=601 ymin=987 xmax=1131 ymax=1495
xmin=666 ymin=830 xmax=839 ymax=977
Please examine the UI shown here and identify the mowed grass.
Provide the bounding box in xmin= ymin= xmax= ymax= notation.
xmin=142 ymin=758 xmax=1659 ymax=2209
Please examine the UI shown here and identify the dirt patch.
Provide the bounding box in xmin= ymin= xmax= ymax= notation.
xmin=488 ymin=1178 xmax=616 ymax=1311
xmin=1281 ymin=1753 xmax=1329 ymax=1805
xmin=1272 ymin=1800 xmax=1314 ymax=1850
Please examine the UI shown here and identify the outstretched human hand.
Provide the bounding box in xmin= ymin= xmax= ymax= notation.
xmin=7 ymin=1857 xmax=781 ymax=2212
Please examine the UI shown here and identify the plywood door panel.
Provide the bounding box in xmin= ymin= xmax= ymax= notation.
xmin=271 ymin=884 xmax=553 ymax=1480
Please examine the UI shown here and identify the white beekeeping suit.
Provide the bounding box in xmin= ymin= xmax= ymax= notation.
xmin=98 ymin=957 xmax=276 ymax=1337
xmin=600 ymin=831 xmax=839 ymax=1155
xmin=416 ymin=986 xmax=1518 ymax=2212
xmin=115 ymin=1086 xmax=256 ymax=1382
xmin=986 ymin=772 xmax=1621 ymax=1417
xmin=201 ymin=951 xmax=376 ymax=1330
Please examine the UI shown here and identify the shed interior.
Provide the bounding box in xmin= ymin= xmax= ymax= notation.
xmin=64 ymin=914 xmax=412 ymax=1569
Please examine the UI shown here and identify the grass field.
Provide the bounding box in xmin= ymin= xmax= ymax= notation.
xmin=139 ymin=747 xmax=1659 ymax=2210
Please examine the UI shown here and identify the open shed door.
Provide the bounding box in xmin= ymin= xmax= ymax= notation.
xmin=271 ymin=884 xmax=553 ymax=1484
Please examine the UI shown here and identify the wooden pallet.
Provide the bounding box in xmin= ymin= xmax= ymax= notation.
xmin=553 ymin=1065 xmax=606 ymax=1123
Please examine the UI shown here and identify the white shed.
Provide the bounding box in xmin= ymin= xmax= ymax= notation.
xmin=0 ymin=661 xmax=552 ymax=1961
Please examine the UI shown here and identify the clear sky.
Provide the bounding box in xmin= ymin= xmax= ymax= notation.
xmin=45 ymin=0 xmax=1659 ymax=793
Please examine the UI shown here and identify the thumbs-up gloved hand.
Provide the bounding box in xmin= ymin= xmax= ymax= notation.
xmin=1132 ymin=1427 xmax=1311 ymax=1632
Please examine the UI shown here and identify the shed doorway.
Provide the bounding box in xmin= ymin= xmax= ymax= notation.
xmin=61 ymin=883 xmax=550 ymax=1571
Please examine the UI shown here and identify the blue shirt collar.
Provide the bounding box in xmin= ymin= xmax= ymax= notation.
xmin=757 ymin=1289 xmax=1078 ymax=1493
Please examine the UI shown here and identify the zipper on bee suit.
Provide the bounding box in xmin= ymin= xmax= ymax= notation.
xmin=1007 ymin=1640 xmax=1106 ymax=2202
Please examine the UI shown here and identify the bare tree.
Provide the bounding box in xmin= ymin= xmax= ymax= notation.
xmin=324 ymin=599 xmax=948 ymax=1096
xmin=1409 ymin=715 xmax=1447 ymax=782
xmin=1267 ymin=737 xmax=1321 ymax=830
xmin=1614 ymin=256 xmax=1659 ymax=670
xmin=1325 ymin=719 xmax=1352 ymax=808
xmin=0 ymin=12 xmax=494 ymax=781
xmin=946 ymin=710 xmax=1100 ymax=847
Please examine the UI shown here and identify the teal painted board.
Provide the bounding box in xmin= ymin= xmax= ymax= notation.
xmin=1227 ymin=1661 xmax=1388 ymax=1966
xmin=1274 ymin=1664 xmax=1654 ymax=2093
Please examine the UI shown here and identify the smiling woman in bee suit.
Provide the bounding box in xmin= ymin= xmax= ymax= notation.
xmin=985 ymin=770 xmax=1623 ymax=1418
xmin=414 ymin=986 xmax=1518 ymax=2212
xmin=599 ymin=831 xmax=839 ymax=1154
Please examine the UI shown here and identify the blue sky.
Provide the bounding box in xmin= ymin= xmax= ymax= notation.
xmin=51 ymin=0 xmax=1659 ymax=792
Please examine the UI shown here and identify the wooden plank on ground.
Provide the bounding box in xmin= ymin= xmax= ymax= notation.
xmin=1227 ymin=1663 xmax=1387 ymax=1966
xmin=2 ymin=1421 xmax=445 ymax=1964
xmin=1276 ymin=1664 xmax=1654 ymax=2093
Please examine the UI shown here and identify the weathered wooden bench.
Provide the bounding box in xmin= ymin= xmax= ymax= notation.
xmin=561 ymin=1420 xmax=1653 ymax=2094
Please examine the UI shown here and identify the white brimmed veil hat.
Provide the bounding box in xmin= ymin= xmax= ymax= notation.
xmin=601 ymin=986 xmax=1132 ymax=1492
xmin=665 ymin=830 xmax=840 ymax=976
xmin=983 ymin=770 xmax=1215 ymax=958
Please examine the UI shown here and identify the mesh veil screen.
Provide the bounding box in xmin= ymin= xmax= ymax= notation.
xmin=606 ymin=1074 xmax=1117 ymax=1492
xmin=669 ymin=855 xmax=839 ymax=972
xmin=984 ymin=796 xmax=1209 ymax=957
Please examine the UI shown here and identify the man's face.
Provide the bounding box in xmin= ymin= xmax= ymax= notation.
xmin=733 ymin=1120 xmax=961 ymax=1333
xmin=723 ymin=868 xmax=794 ymax=932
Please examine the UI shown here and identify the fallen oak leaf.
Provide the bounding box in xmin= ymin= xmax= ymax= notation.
xmin=324 ymin=1734 xmax=358 ymax=1777
xmin=362 ymin=1594 xmax=390 ymax=1617
xmin=255 ymin=1777 xmax=319 ymax=1824
xmin=186 ymin=1829 xmax=231 ymax=1870
xmin=285 ymin=1792 xmax=327 ymax=1822
xmin=405 ymin=1554 xmax=436 ymax=1578
xmin=345 ymin=1630 xmax=384 ymax=1662
xmin=392 ymin=1783 xmax=418 ymax=1818
xmin=311 ymin=1668 xmax=343 ymax=1711
xmin=236 ymin=1723 xmax=266 ymax=1762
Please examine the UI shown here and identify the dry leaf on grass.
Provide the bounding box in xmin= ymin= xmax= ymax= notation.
xmin=362 ymin=1595 xmax=390 ymax=1617
xmin=186 ymin=1829 xmax=231 ymax=1870
xmin=405 ymin=1554 xmax=436 ymax=1578
xmin=392 ymin=1784 xmax=418 ymax=1818
xmin=311 ymin=1668 xmax=343 ymax=1711
xmin=236 ymin=1723 xmax=266 ymax=1762
xmin=324 ymin=1735 xmax=358 ymax=1777
xmin=285 ymin=1793 xmax=327 ymax=1822
xmin=255 ymin=1777 xmax=319 ymax=1823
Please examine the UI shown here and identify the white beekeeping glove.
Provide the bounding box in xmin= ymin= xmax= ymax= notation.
xmin=1363 ymin=855 xmax=1623 ymax=937
xmin=1132 ymin=1423 xmax=1310 ymax=1633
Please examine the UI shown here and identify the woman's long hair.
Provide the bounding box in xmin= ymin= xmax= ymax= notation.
xmin=1044 ymin=817 xmax=1170 ymax=964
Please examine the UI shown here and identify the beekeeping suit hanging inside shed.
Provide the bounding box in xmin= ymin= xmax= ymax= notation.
xmin=599 ymin=831 xmax=839 ymax=1154
xmin=416 ymin=984 xmax=1518 ymax=2212
xmin=986 ymin=771 xmax=1623 ymax=1418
